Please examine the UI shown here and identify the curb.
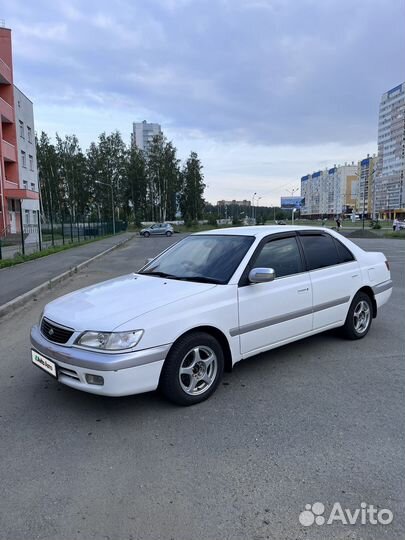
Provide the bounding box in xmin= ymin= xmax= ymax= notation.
xmin=0 ymin=235 xmax=132 ymax=319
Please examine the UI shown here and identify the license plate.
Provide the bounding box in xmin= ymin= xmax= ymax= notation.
xmin=31 ymin=350 xmax=57 ymax=378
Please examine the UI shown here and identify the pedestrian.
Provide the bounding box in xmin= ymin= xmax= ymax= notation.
xmin=393 ymin=218 xmax=398 ymax=232
xmin=336 ymin=217 xmax=341 ymax=230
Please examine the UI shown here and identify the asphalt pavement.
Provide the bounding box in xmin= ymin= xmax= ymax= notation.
xmin=0 ymin=233 xmax=133 ymax=307
xmin=0 ymin=235 xmax=404 ymax=540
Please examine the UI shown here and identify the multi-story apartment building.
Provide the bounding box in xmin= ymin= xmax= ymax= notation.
xmin=0 ymin=26 xmax=38 ymax=235
xmin=131 ymin=120 xmax=162 ymax=153
xmin=217 ymin=199 xmax=251 ymax=207
xmin=357 ymin=154 xmax=377 ymax=219
xmin=374 ymin=83 xmax=405 ymax=219
xmin=14 ymin=86 xmax=39 ymax=226
xmin=301 ymin=164 xmax=357 ymax=218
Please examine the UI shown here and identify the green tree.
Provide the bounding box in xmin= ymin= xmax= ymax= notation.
xmin=55 ymin=134 xmax=88 ymax=222
xmin=179 ymin=152 xmax=206 ymax=223
xmin=36 ymin=132 xmax=61 ymax=223
xmin=36 ymin=129 xmax=207 ymax=230
xmin=91 ymin=131 xmax=127 ymax=221
xmin=125 ymin=145 xmax=148 ymax=224
xmin=147 ymin=134 xmax=180 ymax=222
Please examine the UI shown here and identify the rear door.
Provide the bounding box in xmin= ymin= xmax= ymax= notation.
xmin=237 ymin=234 xmax=313 ymax=355
xmin=297 ymin=231 xmax=361 ymax=330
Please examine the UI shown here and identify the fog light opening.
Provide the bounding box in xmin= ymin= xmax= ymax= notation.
xmin=85 ymin=374 xmax=104 ymax=386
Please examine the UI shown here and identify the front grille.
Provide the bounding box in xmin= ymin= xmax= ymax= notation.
xmin=41 ymin=318 xmax=74 ymax=344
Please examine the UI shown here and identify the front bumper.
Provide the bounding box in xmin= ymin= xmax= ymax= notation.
xmin=30 ymin=324 xmax=170 ymax=397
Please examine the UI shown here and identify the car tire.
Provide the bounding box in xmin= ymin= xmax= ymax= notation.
xmin=159 ymin=332 xmax=224 ymax=406
xmin=342 ymin=292 xmax=373 ymax=340
xmin=165 ymin=230 xmax=173 ymax=237
xmin=143 ymin=231 xmax=150 ymax=238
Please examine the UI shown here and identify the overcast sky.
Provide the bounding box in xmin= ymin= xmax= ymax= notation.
xmin=4 ymin=0 xmax=404 ymax=205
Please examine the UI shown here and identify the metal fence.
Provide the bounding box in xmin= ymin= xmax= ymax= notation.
xmin=0 ymin=219 xmax=127 ymax=261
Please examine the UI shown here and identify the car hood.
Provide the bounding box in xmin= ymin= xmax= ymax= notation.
xmin=43 ymin=273 xmax=216 ymax=332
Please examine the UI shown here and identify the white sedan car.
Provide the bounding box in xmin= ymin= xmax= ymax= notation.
xmin=30 ymin=226 xmax=392 ymax=405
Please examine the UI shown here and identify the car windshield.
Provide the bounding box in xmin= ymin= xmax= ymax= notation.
xmin=140 ymin=234 xmax=254 ymax=284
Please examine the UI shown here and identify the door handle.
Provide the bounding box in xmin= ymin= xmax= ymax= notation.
xmin=297 ymin=287 xmax=309 ymax=293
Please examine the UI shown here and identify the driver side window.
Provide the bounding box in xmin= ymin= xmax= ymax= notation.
xmin=253 ymin=236 xmax=303 ymax=278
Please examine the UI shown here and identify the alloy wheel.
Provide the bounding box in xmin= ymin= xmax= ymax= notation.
xmin=178 ymin=346 xmax=218 ymax=396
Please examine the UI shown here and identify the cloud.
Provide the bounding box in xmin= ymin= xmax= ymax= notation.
xmin=2 ymin=0 xmax=403 ymax=202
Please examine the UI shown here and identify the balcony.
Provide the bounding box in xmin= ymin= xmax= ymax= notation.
xmin=4 ymin=186 xmax=39 ymax=200
xmin=2 ymin=139 xmax=16 ymax=162
xmin=0 ymin=96 xmax=13 ymax=123
xmin=0 ymin=58 xmax=12 ymax=84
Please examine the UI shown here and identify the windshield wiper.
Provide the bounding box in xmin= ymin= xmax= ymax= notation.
xmin=141 ymin=272 xmax=222 ymax=284
xmin=141 ymin=271 xmax=179 ymax=279
xmin=174 ymin=276 xmax=223 ymax=284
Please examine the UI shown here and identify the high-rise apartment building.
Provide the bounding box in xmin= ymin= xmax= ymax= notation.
xmin=375 ymin=83 xmax=405 ymax=218
xmin=0 ymin=26 xmax=39 ymax=235
xmin=131 ymin=120 xmax=162 ymax=153
xmin=301 ymin=164 xmax=357 ymax=217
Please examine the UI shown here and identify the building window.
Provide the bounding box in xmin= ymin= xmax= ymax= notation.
xmin=25 ymin=210 xmax=30 ymax=225
xmin=19 ymin=120 xmax=24 ymax=138
xmin=27 ymin=126 xmax=32 ymax=143
xmin=30 ymin=182 xmax=35 ymax=191
xmin=23 ymin=180 xmax=28 ymax=189
xmin=29 ymin=155 xmax=34 ymax=170
xmin=21 ymin=151 xmax=26 ymax=168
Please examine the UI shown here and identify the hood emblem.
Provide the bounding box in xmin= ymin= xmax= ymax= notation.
xmin=48 ymin=328 xmax=54 ymax=336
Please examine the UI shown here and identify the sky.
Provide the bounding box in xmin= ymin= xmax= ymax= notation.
xmin=3 ymin=0 xmax=404 ymax=205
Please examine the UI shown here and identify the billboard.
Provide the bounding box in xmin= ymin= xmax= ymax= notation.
xmin=280 ymin=196 xmax=305 ymax=209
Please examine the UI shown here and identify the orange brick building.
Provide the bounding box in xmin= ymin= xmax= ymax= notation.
xmin=0 ymin=26 xmax=38 ymax=235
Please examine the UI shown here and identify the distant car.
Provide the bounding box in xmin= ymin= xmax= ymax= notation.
xmin=141 ymin=223 xmax=174 ymax=237
xmin=398 ymin=221 xmax=405 ymax=230
xmin=276 ymin=220 xmax=286 ymax=225
xmin=30 ymin=226 xmax=392 ymax=405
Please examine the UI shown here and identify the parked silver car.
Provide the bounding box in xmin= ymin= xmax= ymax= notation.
xmin=140 ymin=223 xmax=174 ymax=237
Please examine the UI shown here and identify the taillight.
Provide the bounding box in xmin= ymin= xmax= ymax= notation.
xmin=385 ymin=260 xmax=390 ymax=271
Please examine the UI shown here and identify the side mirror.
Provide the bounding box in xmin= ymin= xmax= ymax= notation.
xmin=248 ymin=267 xmax=276 ymax=284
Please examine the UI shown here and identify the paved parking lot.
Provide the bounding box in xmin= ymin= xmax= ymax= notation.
xmin=0 ymin=234 xmax=404 ymax=540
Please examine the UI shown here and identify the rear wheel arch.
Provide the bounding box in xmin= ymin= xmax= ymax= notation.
xmin=356 ymin=286 xmax=377 ymax=318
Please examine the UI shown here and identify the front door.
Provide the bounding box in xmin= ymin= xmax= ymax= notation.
xmin=8 ymin=211 xmax=16 ymax=233
xmin=237 ymin=235 xmax=313 ymax=356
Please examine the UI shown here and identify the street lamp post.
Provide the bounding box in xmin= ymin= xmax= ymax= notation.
xmin=251 ymin=192 xmax=257 ymax=219
xmin=353 ymin=171 xmax=364 ymax=230
xmin=95 ymin=180 xmax=115 ymax=235
xmin=362 ymin=175 xmax=366 ymax=231
xmin=370 ymin=168 xmax=377 ymax=222
xmin=256 ymin=197 xmax=262 ymax=223
xmin=286 ymin=188 xmax=299 ymax=224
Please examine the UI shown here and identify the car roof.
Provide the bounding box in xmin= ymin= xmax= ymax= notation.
xmin=193 ymin=225 xmax=332 ymax=239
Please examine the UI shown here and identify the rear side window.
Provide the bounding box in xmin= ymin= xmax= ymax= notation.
xmin=299 ymin=234 xmax=339 ymax=270
xmin=334 ymin=238 xmax=355 ymax=263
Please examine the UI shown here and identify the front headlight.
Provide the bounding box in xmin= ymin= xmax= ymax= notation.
xmin=76 ymin=330 xmax=144 ymax=351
